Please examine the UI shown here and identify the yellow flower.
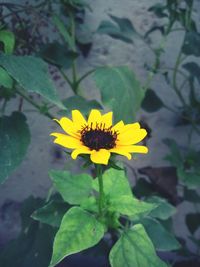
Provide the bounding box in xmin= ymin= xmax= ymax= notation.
xmin=50 ymin=110 xmax=148 ymax=165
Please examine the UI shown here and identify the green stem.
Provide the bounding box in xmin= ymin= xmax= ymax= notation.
xmin=16 ymin=88 xmax=54 ymax=119
xmin=96 ymin=164 xmax=104 ymax=217
xmin=1 ymin=99 xmax=7 ymax=116
xmin=172 ymin=50 xmax=187 ymax=106
xmin=143 ymin=22 xmax=172 ymax=91
xmin=72 ymin=60 xmax=78 ymax=94
xmin=69 ymin=11 xmax=79 ymax=95
xmin=76 ymin=69 xmax=96 ymax=87
xmin=59 ymin=68 xmax=73 ymax=88
xmin=161 ymin=67 xmax=188 ymax=79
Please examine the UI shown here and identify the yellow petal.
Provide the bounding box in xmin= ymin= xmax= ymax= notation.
xmin=112 ymin=145 xmax=148 ymax=154
xmin=120 ymin=122 xmax=140 ymax=133
xmin=90 ymin=149 xmax=111 ymax=165
xmin=112 ymin=120 xmax=124 ymax=132
xmin=122 ymin=145 xmax=148 ymax=154
xmin=51 ymin=133 xmax=81 ymax=149
xmin=72 ymin=110 xmax=87 ymax=127
xmin=87 ymin=109 xmax=102 ymax=128
xmin=54 ymin=117 xmax=79 ymax=137
xmin=101 ymin=111 xmax=113 ymax=128
xmin=117 ymin=129 xmax=147 ymax=145
xmin=110 ymin=148 xmax=132 ymax=160
xmin=71 ymin=146 xmax=92 ymax=159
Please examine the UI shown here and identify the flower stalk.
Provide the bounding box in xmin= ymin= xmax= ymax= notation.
xmin=96 ymin=164 xmax=104 ymax=217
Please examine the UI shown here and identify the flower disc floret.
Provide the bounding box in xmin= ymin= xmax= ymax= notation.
xmin=80 ymin=124 xmax=117 ymax=151
xmin=50 ymin=109 xmax=148 ymax=165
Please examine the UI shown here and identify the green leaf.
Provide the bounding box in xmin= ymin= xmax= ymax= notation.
xmin=182 ymin=32 xmax=200 ymax=57
xmin=183 ymin=62 xmax=200 ymax=84
xmin=144 ymin=26 xmax=165 ymax=37
xmin=0 ymin=54 xmax=64 ymax=109
xmin=109 ymin=224 xmax=168 ymax=267
xmin=141 ymin=217 xmax=180 ymax=251
xmin=146 ymin=196 xmax=176 ymax=220
xmin=163 ymin=138 xmax=183 ymax=168
xmin=0 ymin=112 xmax=30 ymax=184
xmin=32 ymin=200 xmax=69 ymax=227
xmin=133 ymin=178 xmax=154 ymax=198
xmin=109 ymin=195 xmax=157 ymax=217
xmin=184 ymin=188 xmax=200 ymax=203
xmin=97 ymin=14 xmax=137 ymax=44
xmin=0 ymin=197 xmax=56 ymax=267
xmin=39 ymin=42 xmax=78 ymax=69
xmin=94 ymin=66 xmax=144 ymax=123
xmin=49 ymin=170 xmax=93 ymax=205
xmin=177 ymin=167 xmax=200 ymax=189
xmin=0 ymin=30 xmax=15 ymax=54
xmin=0 ymin=66 xmax=13 ymax=89
xmin=186 ymin=213 xmax=200 ymax=235
xmin=93 ymin=168 xmax=156 ymax=217
xmin=93 ymin=168 xmax=133 ymax=199
xmin=52 ymin=15 xmax=75 ymax=50
xmin=97 ymin=15 xmax=135 ymax=44
xmin=62 ymin=95 xmax=102 ymax=115
xmin=80 ymin=196 xmax=98 ymax=212
xmin=49 ymin=206 xmax=105 ymax=267
xmin=148 ymin=4 xmax=168 ymax=18
xmin=110 ymin=15 xmax=136 ymax=34
xmin=142 ymin=89 xmax=163 ymax=112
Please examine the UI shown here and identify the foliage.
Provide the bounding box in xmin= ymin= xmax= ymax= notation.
xmin=33 ymin=168 xmax=176 ymax=267
xmin=0 ymin=112 xmax=30 ymax=183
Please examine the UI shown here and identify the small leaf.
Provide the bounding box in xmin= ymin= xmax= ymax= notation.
xmin=32 ymin=200 xmax=69 ymax=227
xmin=133 ymin=178 xmax=154 ymax=198
xmin=109 ymin=15 xmax=136 ymax=36
xmin=49 ymin=170 xmax=93 ymax=205
xmin=142 ymin=89 xmax=163 ymax=112
xmin=141 ymin=217 xmax=180 ymax=251
xmin=177 ymin=167 xmax=200 ymax=189
xmin=146 ymin=196 xmax=176 ymax=220
xmin=145 ymin=26 xmax=165 ymax=37
xmin=109 ymin=195 xmax=157 ymax=217
xmin=148 ymin=4 xmax=168 ymax=18
xmin=52 ymin=15 xmax=75 ymax=50
xmin=62 ymin=95 xmax=102 ymax=115
xmin=186 ymin=213 xmax=200 ymax=235
xmin=163 ymin=138 xmax=183 ymax=168
xmin=39 ymin=42 xmax=78 ymax=69
xmin=109 ymin=224 xmax=168 ymax=267
xmin=97 ymin=14 xmax=137 ymax=44
xmin=49 ymin=207 xmax=105 ymax=267
xmin=0 ymin=67 xmax=13 ymax=89
xmin=0 ymin=54 xmax=64 ymax=109
xmin=183 ymin=62 xmax=200 ymax=84
xmin=94 ymin=66 xmax=144 ymax=123
xmin=97 ymin=20 xmax=133 ymax=44
xmin=184 ymin=188 xmax=200 ymax=203
xmin=182 ymin=32 xmax=200 ymax=57
xmin=0 ymin=30 xmax=15 ymax=54
xmin=93 ymin=168 xmax=133 ymax=199
xmin=0 ymin=112 xmax=30 ymax=184
xmin=80 ymin=196 xmax=98 ymax=212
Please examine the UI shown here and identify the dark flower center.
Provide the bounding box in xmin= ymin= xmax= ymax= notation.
xmin=80 ymin=123 xmax=117 ymax=151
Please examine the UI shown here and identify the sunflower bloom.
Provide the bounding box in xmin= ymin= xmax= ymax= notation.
xmin=50 ymin=110 xmax=148 ymax=165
